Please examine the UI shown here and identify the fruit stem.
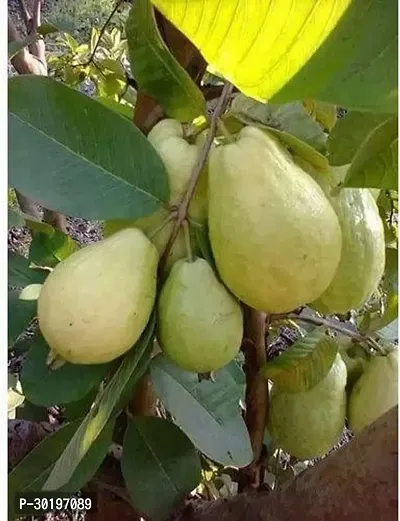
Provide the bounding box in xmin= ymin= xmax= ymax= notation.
xmin=217 ymin=119 xmax=236 ymax=143
xmin=274 ymin=313 xmax=385 ymax=354
xmin=159 ymin=81 xmax=234 ymax=274
xmin=183 ymin=219 xmax=193 ymax=262
xmin=148 ymin=211 xmax=177 ymax=241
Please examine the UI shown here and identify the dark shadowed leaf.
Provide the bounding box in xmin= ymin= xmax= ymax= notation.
xmin=344 ymin=117 xmax=398 ymax=190
xmin=9 ymin=76 xmax=169 ymax=220
xmin=8 ymin=252 xmax=47 ymax=288
xmin=151 ymin=355 xmax=252 ymax=467
xmin=126 ymin=0 xmax=205 ymax=122
xmin=263 ymin=327 xmax=339 ymax=392
xmin=42 ymin=315 xmax=155 ymax=491
xmin=8 ymin=289 xmax=36 ymax=346
xmin=8 ymin=207 xmax=24 ymax=229
xmin=121 ymin=416 xmax=201 ymax=521
xmin=20 ymin=335 xmax=110 ymax=406
xmin=328 ymin=111 xmax=389 ymax=166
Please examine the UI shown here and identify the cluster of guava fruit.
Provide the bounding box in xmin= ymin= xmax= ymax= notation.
xmin=36 ymin=119 xmax=396 ymax=457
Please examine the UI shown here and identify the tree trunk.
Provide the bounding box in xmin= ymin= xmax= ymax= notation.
xmin=175 ymin=407 xmax=398 ymax=521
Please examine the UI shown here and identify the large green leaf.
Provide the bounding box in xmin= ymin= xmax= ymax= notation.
xmin=121 ymin=417 xmax=201 ymax=521
xmin=328 ymin=111 xmax=389 ymax=166
xmin=152 ymin=0 xmax=397 ymax=113
xmin=8 ymin=290 xmax=36 ymax=346
xmin=263 ymin=327 xmax=339 ymax=392
xmin=8 ymin=252 xmax=47 ymax=288
xmin=126 ymin=0 xmax=205 ymax=122
xmin=9 ymin=76 xmax=169 ymax=220
xmin=42 ymin=315 xmax=155 ymax=491
xmin=8 ymin=374 xmax=25 ymax=419
xmin=344 ymin=117 xmax=398 ymax=190
xmin=151 ymin=355 xmax=252 ymax=467
xmin=20 ymin=335 xmax=110 ymax=406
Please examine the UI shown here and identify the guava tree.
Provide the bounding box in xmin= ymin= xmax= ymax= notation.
xmin=8 ymin=1 xmax=398 ymax=520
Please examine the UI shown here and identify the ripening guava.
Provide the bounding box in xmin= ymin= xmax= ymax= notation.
xmin=208 ymin=126 xmax=342 ymax=313
xmin=157 ymin=258 xmax=243 ymax=373
xmin=38 ymin=228 xmax=158 ymax=364
xmin=267 ymin=354 xmax=347 ymax=459
xmin=348 ymin=349 xmax=398 ymax=433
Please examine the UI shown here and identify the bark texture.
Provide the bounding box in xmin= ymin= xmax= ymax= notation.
xmin=175 ymin=406 xmax=398 ymax=521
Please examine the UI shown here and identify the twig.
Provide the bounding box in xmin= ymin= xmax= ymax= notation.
xmin=159 ymin=81 xmax=234 ymax=273
xmin=276 ymin=313 xmax=384 ymax=352
xmin=238 ymin=307 xmax=268 ymax=491
xmin=77 ymin=0 xmax=123 ymax=67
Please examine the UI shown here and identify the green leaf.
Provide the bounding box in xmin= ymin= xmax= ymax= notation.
xmin=151 ymin=355 xmax=252 ymax=467
xmin=121 ymin=417 xmax=201 ymax=521
xmin=20 ymin=335 xmax=110 ymax=406
xmin=344 ymin=117 xmax=398 ymax=190
xmin=152 ymin=0 xmax=397 ymax=113
xmin=96 ymin=97 xmax=134 ymax=120
xmin=303 ymin=99 xmax=337 ymax=132
xmin=263 ymin=327 xmax=339 ymax=393
xmin=191 ymin=222 xmax=216 ymax=271
xmin=8 ymin=252 xmax=47 ymax=288
xmin=9 ymin=76 xmax=169 ymax=220
xmin=42 ymin=315 xmax=155 ymax=491
xmin=62 ymin=388 xmax=98 ymax=422
xmin=126 ymin=0 xmax=205 ymax=122
xmin=8 ymin=207 xmax=24 ymax=229
xmin=228 ymin=100 xmax=328 ymax=170
xmin=29 ymin=230 xmax=79 ymax=268
xmin=328 ymin=111 xmax=389 ymax=166
xmin=231 ymin=95 xmax=327 ymax=152
xmin=8 ymin=289 xmax=36 ymax=346
xmin=59 ymin=420 xmax=115 ymax=493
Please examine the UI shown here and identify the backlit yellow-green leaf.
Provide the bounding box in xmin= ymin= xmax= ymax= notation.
xmin=152 ymin=0 xmax=397 ymax=113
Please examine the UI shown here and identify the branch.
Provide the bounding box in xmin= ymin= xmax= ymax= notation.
xmin=159 ymin=81 xmax=234 ymax=273
xmin=175 ymin=407 xmax=398 ymax=521
xmin=77 ymin=0 xmax=123 ymax=67
xmin=276 ymin=313 xmax=384 ymax=352
xmin=238 ymin=308 xmax=268 ymax=491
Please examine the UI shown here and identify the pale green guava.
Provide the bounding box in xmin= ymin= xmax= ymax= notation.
xmin=157 ymin=258 xmax=243 ymax=373
xmin=348 ymin=349 xmax=398 ymax=434
xmin=208 ymin=126 xmax=342 ymax=313
xmin=267 ymin=354 xmax=347 ymax=459
xmin=38 ymin=228 xmax=158 ymax=364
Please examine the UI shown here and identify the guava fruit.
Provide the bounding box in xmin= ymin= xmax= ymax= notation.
xmin=267 ymin=354 xmax=347 ymax=459
xmin=337 ymin=338 xmax=367 ymax=392
xmin=38 ymin=228 xmax=158 ymax=365
xmin=104 ymin=210 xmax=189 ymax=273
xmin=208 ymin=126 xmax=342 ymax=313
xmin=348 ymin=349 xmax=398 ymax=434
xmin=312 ymin=181 xmax=385 ymax=315
xmin=147 ymin=118 xmax=208 ymax=223
xmin=157 ymin=258 xmax=243 ymax=373
xmin=104 ymin=118 xmax=207 ymax=272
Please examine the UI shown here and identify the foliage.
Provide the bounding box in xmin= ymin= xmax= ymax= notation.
xmin=7 ymin=1 xmax=398 ymax=520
